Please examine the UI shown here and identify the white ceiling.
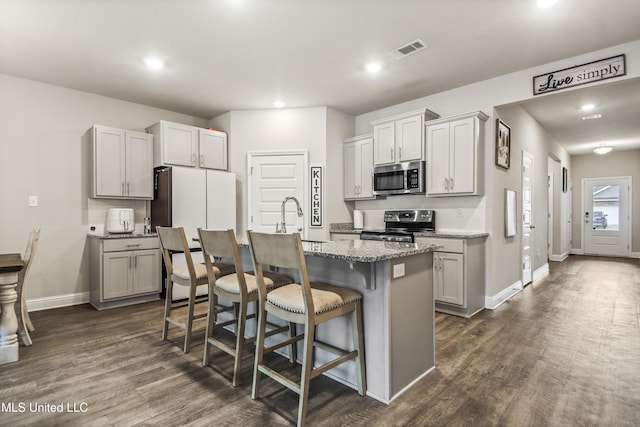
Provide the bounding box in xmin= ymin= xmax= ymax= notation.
xmin=2 ymin=0 xmax=640 ymax=154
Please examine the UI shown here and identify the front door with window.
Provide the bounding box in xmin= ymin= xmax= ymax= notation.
xmin=583 ymin=177 xmax=630 ymax=256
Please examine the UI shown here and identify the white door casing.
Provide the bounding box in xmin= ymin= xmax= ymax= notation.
xmin=522 ymin=151 xmax=534 ymax=287
xmin=247 ymin=151 xmax=308 ymax=236
xmin=582 ymin=176 xmax=630 ymax=257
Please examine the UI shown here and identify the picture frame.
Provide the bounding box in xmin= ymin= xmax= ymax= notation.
xmin=505 ymin=188 xmax=517 ymax=237
xmin=562 ymin=167 xmax=568 ymax=193
xmin=496 ymin=119 xmax=511 ymax=169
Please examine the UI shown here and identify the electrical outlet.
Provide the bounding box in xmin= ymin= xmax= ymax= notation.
xmin=393 ymin=263 xmax=405 ymax=278
xmin=28 ymin=195 xmax=38 ymax=207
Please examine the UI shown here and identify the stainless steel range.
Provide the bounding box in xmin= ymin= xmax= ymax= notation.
xmin=360 ymin=209 xmax=435 ymax=243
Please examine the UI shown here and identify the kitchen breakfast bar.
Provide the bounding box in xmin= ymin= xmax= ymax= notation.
xmin=237 ymin=238 xmax=440 ymax=403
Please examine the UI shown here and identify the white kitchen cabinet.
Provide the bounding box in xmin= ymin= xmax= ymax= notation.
xmin=371 ymin=108 xmax=439 ymax=166
xmin=90 ymin=125 xmax=153 ymax=199
xmin=147 ymin=120 xmax=228 ymax=170
xmin=343 ymin=134 xmax=374 ymax=200
xmin=415 ymin=235 xmax=486 ymax=318
xmin=425 ymin=111 xmax=488 ymax=196
xmin=89 ymin=236 xmax=161 ymax=310
xmin=198 ymin=128 xmax=227 ymax=170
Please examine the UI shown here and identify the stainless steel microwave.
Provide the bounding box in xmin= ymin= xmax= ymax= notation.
xmin=373 ymin=160 xmax=425 ymax=195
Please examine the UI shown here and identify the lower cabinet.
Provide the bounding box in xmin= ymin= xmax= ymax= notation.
xmin=415 ymin=236 xmax=486 ymax=318
xmin=89 ymin=236 xmax=161 ymax=310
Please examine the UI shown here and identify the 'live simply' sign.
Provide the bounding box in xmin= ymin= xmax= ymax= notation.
xmin=533 ymin=54 xmax=626 ymax=96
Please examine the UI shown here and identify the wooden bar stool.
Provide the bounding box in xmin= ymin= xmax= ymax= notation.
xmin=247 ymin=231 xmax=367 ymax=427
xmin=157 ymin=226 xmax=234 ymax=353
xmin=198 ymin=228 xmax=295 ymax=386
xmin=16 ymin=227 xmax=40 ymax=346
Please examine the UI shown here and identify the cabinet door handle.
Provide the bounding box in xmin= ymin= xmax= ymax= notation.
xmin=126 ymin=244 xmax=141 ymax=248
xmin=122 ymin=182 xmax=125 ymax=195
xmin=444 ymin=178 xmax=449 ymax=191
xmin=390 ymin=147 xmax=394 ymax=162
xmin=449 ymin=177 xmax=454 ymax=190
xmin=399 ymin=146 xmax=402 ymax=159
xmin=134 ymin=254 xmax=138 ymax=268
xmin=192 ymin=153 xmax=197 ymax=166
xmin=127 ymin=182 xmax=130 ymax=195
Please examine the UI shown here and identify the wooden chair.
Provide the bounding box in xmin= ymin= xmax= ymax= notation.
xmin=247 ymin=231 xmax=366 ymax=427
xmin=157 ymin=226 xmax=234 ymax=353
xmin=16 ymin=227 xmax=41 ymax=346
xmin=198 ymin=228 xmax=295 ymax=386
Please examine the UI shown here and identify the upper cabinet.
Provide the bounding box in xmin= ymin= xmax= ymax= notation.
xmin=146 ymin=120 xmax=228 ymax=170
xmin=90 ymin=125 xmax=153 ymax=199
xmin=425 ymin=111 xmax=488 ymax=197
xmin=344 ymin=134 xmax=375 ymax=200
xmin=371 ymin=108 xmax=439 ymax=166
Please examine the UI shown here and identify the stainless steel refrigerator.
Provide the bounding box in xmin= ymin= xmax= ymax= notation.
xmin=152 ymin=165 xmax=236 ymax=300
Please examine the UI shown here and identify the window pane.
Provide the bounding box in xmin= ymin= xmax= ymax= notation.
xmin=592 ymin=185 xmax=619 ymax=231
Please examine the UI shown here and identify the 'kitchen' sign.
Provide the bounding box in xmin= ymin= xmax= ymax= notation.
xmin=533 ymin=54 xmax=626 ymax=96
xmin=310 ymin=166 xmax=322 ymax=227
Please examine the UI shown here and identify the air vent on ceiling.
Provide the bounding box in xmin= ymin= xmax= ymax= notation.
xmin=388 ymin=39 xmax=428 ymax=60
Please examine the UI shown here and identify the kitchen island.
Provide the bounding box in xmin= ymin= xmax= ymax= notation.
xmin=236 ymin=238 xmax=440 ymax=404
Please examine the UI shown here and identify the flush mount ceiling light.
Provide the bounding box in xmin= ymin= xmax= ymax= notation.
xmin=365 ymin=62 xmax=382 ymax=73
xmin=143 ymin=57 xmax=164 ymax=70
xmin=537 ymin=0 xmax=558 ymax=7
xmin=593 ymin=145 xmax=613 ymax=155
xmin=581 ymin=103 xmax=595 ymax=111
xmin=273 ymin=100 xmax=285 ymax=108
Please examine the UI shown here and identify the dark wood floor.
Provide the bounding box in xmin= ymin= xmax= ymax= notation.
xmin=1 ymin=255 xmax=639 ymax=426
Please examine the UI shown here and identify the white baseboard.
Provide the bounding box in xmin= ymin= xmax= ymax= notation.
xmin=533 ymin=263 xmax=550 ymax=281
xmin=631 ymin=252 xmax=640 ymax=259
xmin=26 ymin=292 xmax=89 ymax=312
xmin=549 ymin=252 xmax=569 ymax=262
xmin=570 ymin=248 xmax=584 ymax=255
xmin=485 ymin=281 xmax=521 ymax=310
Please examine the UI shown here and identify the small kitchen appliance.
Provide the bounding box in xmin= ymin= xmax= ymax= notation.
xmin=373 ymin=160 xmax=426 ymax=196
xmin=360 ymin=209 xmax=435 ymax=242
xmin=106 ymin=208 xmax=135 ymax=233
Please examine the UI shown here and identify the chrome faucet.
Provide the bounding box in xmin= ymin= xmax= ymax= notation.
xmin=275 ymin=196 xmax=303 ymax=233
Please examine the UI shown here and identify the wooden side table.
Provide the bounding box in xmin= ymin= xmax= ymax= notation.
xmin=0 ymin=253 xmax=24 ymax=365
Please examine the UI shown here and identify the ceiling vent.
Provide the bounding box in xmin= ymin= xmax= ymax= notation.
xmin=388 ymin=39 xmax=428 ymax=60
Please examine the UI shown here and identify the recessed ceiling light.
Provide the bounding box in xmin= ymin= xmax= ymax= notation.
xmin=143 ymin=57 xmax=164 ymax=70
xmin=273 ymin=100 xmax=285 ymax=108
xmin=365 ymin=62 xmax=382 ymax=73
xmin=582 ymin=113 xmax=602 ymax=120
xmin=581 ymin=103 xmax=595 ymax=111
xmin=537 ymin=0 xmax=558 ymax=7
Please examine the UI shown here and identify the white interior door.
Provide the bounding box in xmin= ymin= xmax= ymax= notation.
xmin=522 ymin=151 xmax=534 ymax=286
xmin=583 ymin=177 xmax=630 ymax=256
xmin=547 ymin=173 xmax=553 ymax=260
xmin=248 ymin=151 xmax=307 ymax=236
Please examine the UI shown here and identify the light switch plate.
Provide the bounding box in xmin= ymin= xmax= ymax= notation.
xmin=28 ymin=195 xmax=38 ymax=207
xmin=393 ymin=263 xmax=405 ymax=278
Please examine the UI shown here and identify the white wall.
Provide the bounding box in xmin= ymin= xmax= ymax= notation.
xmin=0 ymin=74 xmax=207 ymax=306
xmin=209 ymin=106 xmax=354 ymax=241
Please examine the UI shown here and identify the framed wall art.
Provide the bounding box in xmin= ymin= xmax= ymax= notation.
xmin=496 ymin=119 xmax=511 ymax=169
xmin=505 ymin=188 xmax=517 ymax=237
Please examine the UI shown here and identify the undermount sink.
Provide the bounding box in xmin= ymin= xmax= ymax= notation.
xmin=302 ymin=239 xmax=330 ymax=244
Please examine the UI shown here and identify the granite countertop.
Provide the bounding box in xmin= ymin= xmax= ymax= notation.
xmin=329 ymin=224 xmax=488 ymax=240
xmin=237 ymin=238 xmax=440 ymax=263
xmin=88 ymin=232 xmax=158 ymax=239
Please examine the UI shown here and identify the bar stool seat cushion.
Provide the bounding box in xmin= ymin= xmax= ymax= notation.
xmin=267 ymin=282 xmax=362 ymax=314
xmin=216 ymin=271 xmax=292 ymax=295
xmin=173 ymin=262 xmax=234 ymax=281
xmin=173 ymin=263 xmax=208 ymax=281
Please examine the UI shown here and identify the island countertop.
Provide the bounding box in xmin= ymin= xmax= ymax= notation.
xmin=236 ymin=238 xmax=440 ymax=263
